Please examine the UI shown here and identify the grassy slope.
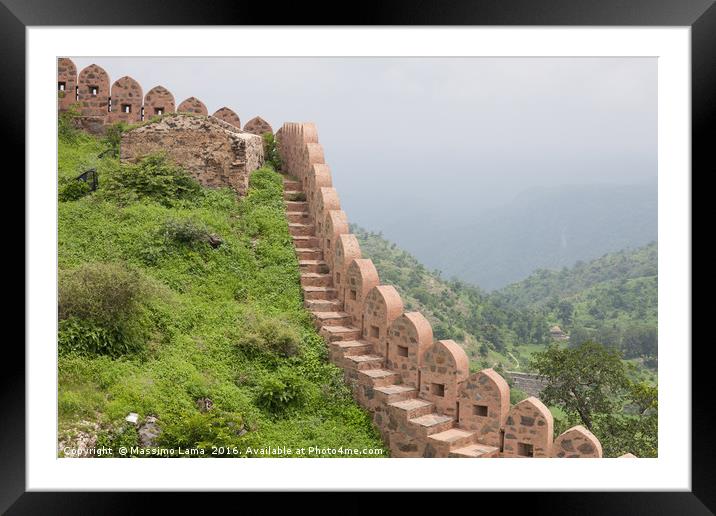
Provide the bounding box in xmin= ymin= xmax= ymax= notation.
xmin=58 ymin=132 xmax=385 ymax=457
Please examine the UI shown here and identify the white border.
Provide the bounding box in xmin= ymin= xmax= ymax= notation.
xmin=27 ymin=27 xmax=690 ymax=491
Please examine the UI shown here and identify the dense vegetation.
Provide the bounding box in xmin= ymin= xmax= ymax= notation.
xmin=530 ymin=342 xmax=657 ymax=458
xmin=498 ymin=242 xmax=657 ymax=366
xmin=57 ymin=116 xmax=385 ymax=457
xmin=353 ymin=225 xmax=657 ymax=381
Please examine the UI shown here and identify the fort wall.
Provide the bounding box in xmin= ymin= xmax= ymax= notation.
xmin=277 ymin=122 xmax=632 ymax=459
xmin=57 ymin=58 xmax=272 ymax=137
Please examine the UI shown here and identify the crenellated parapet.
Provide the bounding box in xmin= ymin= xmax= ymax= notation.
xmin=57 ymin=58 xmax=271 ymax=136
xmin=277 ymin=121 xmax=624 ymax=459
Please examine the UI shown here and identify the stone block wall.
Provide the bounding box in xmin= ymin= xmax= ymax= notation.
xmin=277 ymin=121 xmax=629 ymax=459
xmin=120 ymin=114 xmax=264 ymax=196
xmin=57 ymin=58 xmax=271 ymax=136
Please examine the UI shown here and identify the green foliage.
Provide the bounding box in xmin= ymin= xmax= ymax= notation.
xmin=95 ymin=424 xmax=139 ymax=456
xmin=58 ymin=105 xmax=82 ymax=143
xmin=529 ymin=341 xmax=656 ymax=457
xmin=262 ymin=132 xmax=283 ymax=171
xmin=102 ymin=122 xmax=128 ymax=158
xmin=256 ymin=369 xmax=310 ymax=415
xmin=158 ymin=410 xmax=246 ymax=454
xmin=509 ymin=387 xmax=528 ymax=405
xmin=100 ymin=152 xmax=203 ymax=207
xmin=58 ymin=317 xmax=129 ymax=357
xmin=161 ymin=218 xmax=211 ymax=247
xmin=530 ymin=341 xmax=630 ymax=429
xmin=58 ymin=132 xmax=385 ymax=457
xmin=58 ymin=262 xmax=163 ymax=357
xmin=236 ymin=313 xmax=302 ymax=359
xmin=58 ymin=176 xmax=91 ymax=202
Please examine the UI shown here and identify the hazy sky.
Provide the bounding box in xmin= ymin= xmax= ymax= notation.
xmin=71 ymin=56 xmax=656 ymax=239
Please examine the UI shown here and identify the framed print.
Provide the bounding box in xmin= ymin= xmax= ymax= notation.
xmin=7 ymin=0 xmax=713 ymax=512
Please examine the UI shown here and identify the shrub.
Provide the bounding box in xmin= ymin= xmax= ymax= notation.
xmin=262 ymin=132 xmax=282 ymax=171
xmin=58 ymin=317 xmax=133 ymax=357
xmin=157 ymin=411 xmax=246 ymax=453
xmin=58 ymin=262 xmax=160 ymax=356
xmin=58 ymin=176 xmax=91 ymax=202
xmin=161 ymin=218 xmax=211 ymax=247
xmin=58 ymin=105 xmax=82 ymax=143
xmin=102 ymin=122 xmax=128 ymax=158
xmin=256 ymin=369 xmax=309 ymax=414
xmin=101 ymin=152 xmax=202 ymax=207
xmin=236 ymin=315 xmax=301 ymax=358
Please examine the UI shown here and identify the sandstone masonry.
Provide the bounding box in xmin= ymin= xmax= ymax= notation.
xmin=57 ymin=58 xmax=273 ymax=136
xmin=277 ymin=122 xmax=636 ymax=459
xmin=120 ymin=114 xmax=264 ymax=196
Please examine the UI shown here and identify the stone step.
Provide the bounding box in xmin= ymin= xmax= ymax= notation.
xmin=288 ymin=223 xmax=315 ymax=237
xmin=356 ymin=368 xmax=400 ymax=388
xmin=448 ymin=443 xmax=500 ymax=458
xmin=300 ymin=272 xmax=333 ymax=288
xmin=284 ymin=190 xmax=306 ymax=201
xmin=388 ymin=398 xmax=434 ymax=420
xmin=427 ymin=428 xmax=477 ymax=457
xmin=312 ymin=311 xmax=352 ymax=328
xmin=305 ymin=298 xmax=343 ymax=312
xmin=287 ymin=211 xmax=311 ymax=223
xmin=328 ymin=340 xmax=374 ymax=366
xmin=320 ymin=325 xmax=362 ymax=342
xmin=283 ymin=180 xmax=301 ymax=190
xmin=299 ymin=260 xmax=330 ymax=274
xmin=292 ymin=235 xmax=319 ymax=248
xmin=344 ymin=354 xmax=384 ymax=371
xmin=373 ymin=384 xmax=418 ymax=406
xmin=302 ymin=286 xmax=338 ymax=300
xmin=296 ymin=247 xmax=323 ymax=260
xmin=285 ymin=201 xmax=309 ymax=212
xmin=408 ymin=413 xmax=455 ymax=436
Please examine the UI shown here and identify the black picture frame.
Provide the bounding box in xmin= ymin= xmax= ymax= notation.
xmin=5 ymin=0 xmax=711 ymax=512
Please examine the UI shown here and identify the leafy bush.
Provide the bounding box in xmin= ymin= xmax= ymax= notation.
xmin=101 ymin=152 xmax=202 ymax=207
xmin=157 ymin=411 xmax=246 ymax=453
xmin=262 ymin=132 xmax=282 ymax=171
xmin=95 ymin=424 xmax=139 ymax=456
xmin=58 ymin=177 xmax=91 ymax=202
xmin=58 ymin=105 xmax=82 ymax=143
xmin=58 ymin=262 xmax=161 ymax=356
xmin=256 ymin=369 xmax=309 ymax=414
xmin=236 ymin=315 xmax=301 ymax=359
xmin=161 ymin=218 xmax=211 ymax=247
xmin=102 ymin=122 xmax=128 ymax=158
xmin=58 ymin=317 xmax=130 ymax=357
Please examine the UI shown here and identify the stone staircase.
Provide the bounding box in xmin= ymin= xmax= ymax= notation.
xmin=283 ymin=177 xmax=499 ymax=459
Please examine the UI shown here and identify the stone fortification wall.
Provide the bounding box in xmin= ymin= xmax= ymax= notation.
xmin=277 ymin=122 xmax=632 ymax=459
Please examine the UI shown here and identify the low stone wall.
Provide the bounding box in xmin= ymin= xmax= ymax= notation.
xmin=506 ymin=371 xmax=548 ymax=398
xmin=120 ymin=114 xmax=264 ymax=196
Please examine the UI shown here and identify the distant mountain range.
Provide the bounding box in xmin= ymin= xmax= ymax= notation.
xmin=385 ymin=181 xmax=657 ymax=291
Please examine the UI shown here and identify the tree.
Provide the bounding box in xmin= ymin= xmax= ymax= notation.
xmin=529 ymin=341 xmax=630 ymax=430
xmin=557 ymin=299 xmax=574 ymax=326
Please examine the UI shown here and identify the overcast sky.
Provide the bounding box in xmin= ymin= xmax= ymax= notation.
xmin=71 ymin=57 xmax=656 ymax=237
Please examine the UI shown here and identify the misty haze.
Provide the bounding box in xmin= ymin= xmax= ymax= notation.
xmin=72 ymin=56 xmax=657 ymax=289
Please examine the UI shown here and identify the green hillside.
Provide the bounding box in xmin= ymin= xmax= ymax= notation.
xmin=495 ymin=242 xmax=657 ymax=367
xmin=353 ymin=225 xmax=657 ymax=380
xmin=351 ymin=224 xmax=551 ymax=374
xmin=57 ymin=118 xmax=385 ymax=457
